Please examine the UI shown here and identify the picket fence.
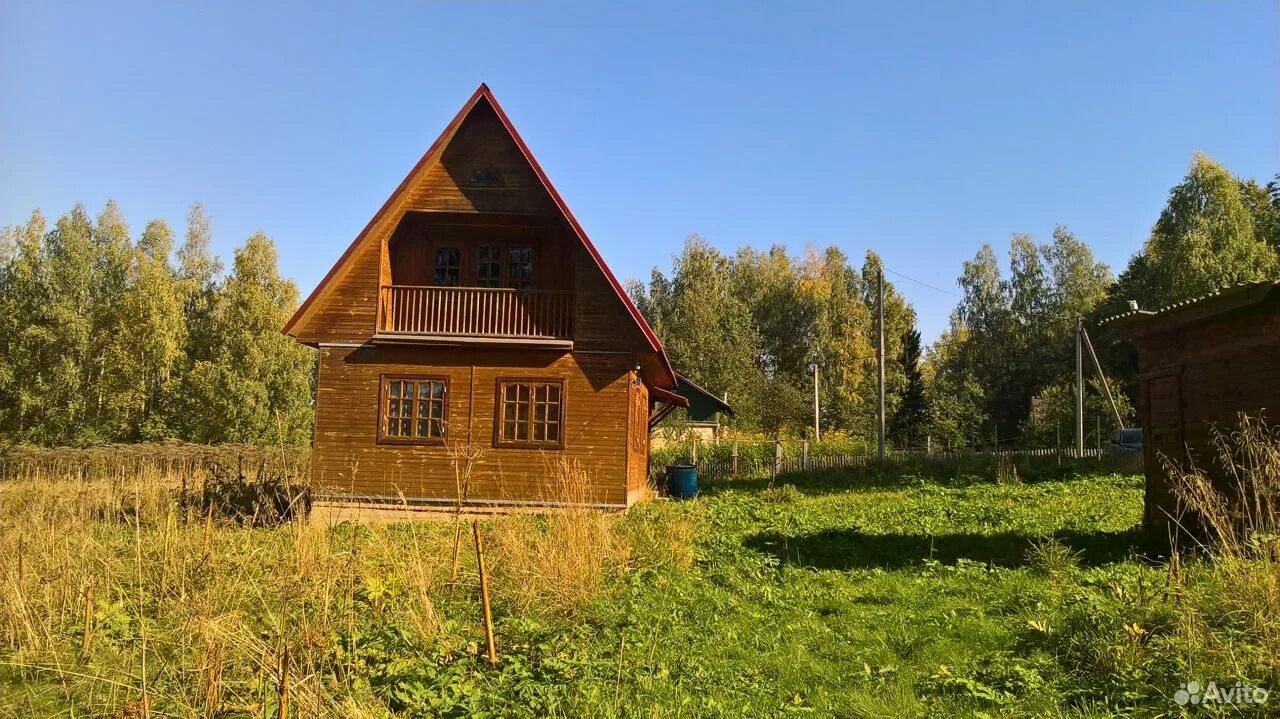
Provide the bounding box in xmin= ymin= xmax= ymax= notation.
xmin=652 ymin=442 xmax=1110 ymax=483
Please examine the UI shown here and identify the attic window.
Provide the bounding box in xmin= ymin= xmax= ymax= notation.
xmin=467 ymin=167 xmax=503 ymax=186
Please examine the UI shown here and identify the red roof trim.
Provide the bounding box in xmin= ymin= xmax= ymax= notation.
xmin=282 ymin=84 xmax=675 ymax=388
xmin=651 ymin=386 xmax=690 ymax=408
xmin=282 ymin=85 xmax=488 ymax=335
xmin=480 ymin=87 xmax=674 ymax=386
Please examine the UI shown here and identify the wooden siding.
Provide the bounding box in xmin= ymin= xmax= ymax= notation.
xmin=409 ymin=102 xmax=558 ymax=216
xmin=297 ymin=237 xmax=381 ymax=344
xmin=1134 ymin=307 xmax=1280 ymax=528
xmin=290 ymin=101 xmax=562 ymax=345
xmin=573 ymin=245 xmax=648 ymax=351
xmin=626 ymin=376 xmax=650 ymax=502
xmin=312 ymin=346 xmax=633 ymax=506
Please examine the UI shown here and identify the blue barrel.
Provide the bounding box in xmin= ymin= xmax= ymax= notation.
xmin=665 ymin=464 xmax=698 ymax=499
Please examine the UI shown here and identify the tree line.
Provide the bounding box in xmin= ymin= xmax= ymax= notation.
xmin=0 ymin=202 xmax=315 ymax=447
xmin=1 ymin=153 xmax=1275 ymax=450
xmin=630 ymin=153 xmax=1280 ymax=448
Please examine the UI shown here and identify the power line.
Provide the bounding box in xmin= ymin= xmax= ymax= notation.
xmin=883 ymin=267 xmax=963 ymax=298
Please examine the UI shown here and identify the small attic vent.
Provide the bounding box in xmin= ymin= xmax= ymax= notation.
xmin=467 ymin=167 xmax=503 ymax=186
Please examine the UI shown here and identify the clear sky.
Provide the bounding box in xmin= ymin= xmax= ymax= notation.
xmin=2 ymin=1 xmax=1276 ymax=342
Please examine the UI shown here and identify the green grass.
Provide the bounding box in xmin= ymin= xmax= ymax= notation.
xmin=5 ymin=466 xmax=1277 ymax=718
xmin=529 ymin=470 xmax=1154 ymax=718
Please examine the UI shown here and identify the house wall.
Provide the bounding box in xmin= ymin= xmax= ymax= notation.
xmin=290 ymin=99 xmax=561 ymax=345
xmin=313 ymin=345 xmax=636 ymax=506
xmin=626 ymin=376 xmax=650 ymax=502
xmin=413 ymin=102 xmax=558 ymax=216
xmin=1135 ymin=307 xmax=1280 ymax=528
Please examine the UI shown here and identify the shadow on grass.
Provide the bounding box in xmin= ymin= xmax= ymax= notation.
xmin=744 ymin=526 xmax=1157 ymax=570
xmin=700 ymin=461 xmax=1133 ymax=498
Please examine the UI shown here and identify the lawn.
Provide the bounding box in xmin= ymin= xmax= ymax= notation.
xmin=2 ymin=463 xmax=1275 ymax=718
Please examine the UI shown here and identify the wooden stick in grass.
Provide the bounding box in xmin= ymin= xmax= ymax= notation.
xmin=80 ymin=578 xmax=94 ymax=655
xmin=277 ymin=644 xmax=290 ymax=719
xmin=449 ymin=469 xmax=472 ymax=584
xmin=472 ymin=520 xmax=497 ymax=667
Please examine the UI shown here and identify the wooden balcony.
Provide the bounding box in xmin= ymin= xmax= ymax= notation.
xmin=375 ymin=285 xmax=574 ymax=346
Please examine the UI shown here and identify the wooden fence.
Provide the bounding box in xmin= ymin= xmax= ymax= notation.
xmin=0 ymin=442 xmax=311 ymax=483
xmin=651 ymin=440 xmax=1115 ymax=483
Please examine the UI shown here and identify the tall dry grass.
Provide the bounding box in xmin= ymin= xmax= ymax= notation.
xmin=487 ymin=457 xmax=695 ymax=616
xmin=0 ymin=443 xmax=694 ymax=716
xmin=1166 ymin=414 xmax=1280 ymax=665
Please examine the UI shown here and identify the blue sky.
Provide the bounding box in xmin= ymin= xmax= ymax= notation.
xmin=2 ymin=1 xmax=1276 ymax=342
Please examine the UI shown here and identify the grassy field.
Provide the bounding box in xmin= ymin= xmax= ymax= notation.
xmin=1 ymin=456 xmax=1277 ymax=717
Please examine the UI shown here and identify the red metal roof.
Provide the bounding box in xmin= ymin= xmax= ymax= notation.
xmin=282 ymin=83 xmax=675 ymax=387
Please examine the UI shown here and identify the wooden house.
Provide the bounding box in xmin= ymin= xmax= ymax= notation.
xmin=1108 ymin=280 xmax=1280 ymax=530
xmin=283 ymin=84 xmax=690 ymax=509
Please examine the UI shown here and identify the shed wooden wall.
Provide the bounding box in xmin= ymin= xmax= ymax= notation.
xmin=1135 ymin=307 xmax=1280 ymax=528
xmin=313 ymin=345 xmax=636 ymax=506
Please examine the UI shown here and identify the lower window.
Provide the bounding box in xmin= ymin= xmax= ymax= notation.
xmin=494 ymin=379 xmax=564 ymax=448
xmin=379 ymin=375 xmax=448 ymax=445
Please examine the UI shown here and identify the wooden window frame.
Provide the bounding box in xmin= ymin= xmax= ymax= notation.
xmin=492 ymin=377 xmax=566 ymax=450
xmin=433 ymin=247 xmax=461 ymax=286
xmin=377 ymin=374 xmax=450 ymax=446
xmin=506 ymin=244 xmax=534 ymax=290
xmin=476 ymin=244 xmax=502 ymax=288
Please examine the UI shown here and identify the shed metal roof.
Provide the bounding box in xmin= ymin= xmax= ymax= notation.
xmin=1103 ymin=279 xmax=1280 ymax=337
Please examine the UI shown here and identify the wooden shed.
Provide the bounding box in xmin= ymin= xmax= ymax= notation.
xmin=1108 ymin=280 xmax=1280 ymax=530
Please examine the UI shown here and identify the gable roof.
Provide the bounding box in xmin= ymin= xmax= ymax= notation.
xmin=283 ymin=83 xmax=675 ymax=387
xmin=674 ymin=372 xmax=734 ymax=421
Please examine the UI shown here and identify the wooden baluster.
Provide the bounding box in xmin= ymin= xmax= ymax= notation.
xmin=380 ymin=287 xmax=387 ymax=332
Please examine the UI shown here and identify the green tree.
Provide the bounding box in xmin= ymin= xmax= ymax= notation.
xmin=945 ymin=230 xmax=1112 ymax=444
xmin=89 ymin=200 xmax=138 ymax=439
xmin=118 ymin=220 xmax=187 ymax=439
xmin=921 ymin=325 xmax=986 ymax=449
xmin=633 ymin=235 xmax=763 ymax=427
xmin=1019 ymin=377 xmax=1134 ymax=450
xmin=1138 ymin=153 xmax=1278 ymax=307
xmin=859 ymin=252 xmax=917 ymax=440
xmin=180 ymin=232 xmax=314 ymax=445
xmin=803 ymin=246 xmax=871 ymax=433
xmin=889 ymin=327 xmax=928 ymax=447
xmin=178 ymin=202 xmax=222 ymax=365
xmin=0 ymin=211 xmax=49 ymax=440
xmin=40 ymin=205 xmax=97 ymax=444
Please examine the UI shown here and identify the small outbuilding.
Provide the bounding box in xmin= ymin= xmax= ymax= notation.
xmin=1108 ymin=280 xmax=1280 ymax=530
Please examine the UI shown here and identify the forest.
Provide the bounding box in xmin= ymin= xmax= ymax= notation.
xmin=0 ymin=152 xmax=1276 ymax=449
xmin=629 ymin=152 xmax=1280 ymax=447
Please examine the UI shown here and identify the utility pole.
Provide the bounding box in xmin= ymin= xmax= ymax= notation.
xmin=1075 ymin=317 xmax=1084 ymax=456
xmin=811 ymin=362 xmax=821 ymax=442
xmin=877 ymin=269 xmax=886 ymax=462
xmin=1079 ymin=324 xmax=1125 ymax=430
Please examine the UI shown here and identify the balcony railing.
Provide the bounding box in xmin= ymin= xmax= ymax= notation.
xmin=377 ymin=285 xmax=574 ymax=341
